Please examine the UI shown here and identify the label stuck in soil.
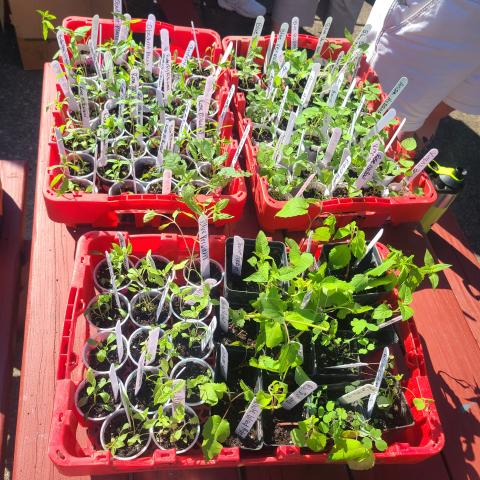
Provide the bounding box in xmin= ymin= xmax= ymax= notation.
xmin=270 ymin=22 xmax=288 ymax=66
xmin=172 ymin=379 xmax=186 ymax=406
xmin=341 ymin=77 xmax=357 ymax=108
xmin=204 ymin=75 xmax=215 ymax=108
xmin=51 ymin=61 xmax=78 ymax=111
xmin=56 ymin=30 xmax=70 ymax=67
xmin=264 ymin=31 xmax=275 ymax=73
xmin=275 ymin=86 xmax=289 ymax=128
xmin=219 ymin=297 xmax=229 ymax=332
xmin=406 ymin=148 xmax=439 ymax=185
xmin=91 ymin=15 xmax=100 ymax=48
xmin=314 ymin=16 xmax=332 ymax=60
xmin=113 ymin=0 xmax=122 ymax=43
xmin=231 ymin=123 xmax=251 ymax=169
xmin=146 ymin=327 xmax=161 ymax=365
xmin=301 ymin=63 xmax=320 ymax=107
xmin=330 ymin=150 xmax=351 ymax=194
xmin=180 ymin=40 xmax=196 ymax=67
xmin=115 ymin=320 xmax=124 ymax=361
xmin=324 ymin=362 xmax=369 ymax=369
xmin=363 ymin=108 xmax=396 ymax=143
xmin=348 ymin=94 xmax=366 ymax=139
xmin=377 ymin=76 xmax=408 ymax=116
xmin=144 ymin=15 xmax=155 ymax=73
xmin=179 ymin=100 xmax=191 ymax=137
xmin=78 ymin=82 xmax=90 ymax=128
xmin=235 ymin=399 xmax=262 ymax=438
xmin=217 ymin=85 xmax=235 ymax=133
xmin=295 ymin=173 xmax=316 ymax=198
xmin=367 ymin=346 xmax=390 ymax=415
xmin=354 ymin=149 xmax=384 ymax=189
xmin=378 ymin=315 xmax=402 ymax=329
xmin=291 ymin=16 xmax=299 ymax=50
xmin=119 ymin=383 xmax=132 ymax=426
xmin=327 ymin=70 xmax=345 ymax=107
xmin=282 ymin=380 xmax=317 ymax=410
xmin=248 ymin=15 xmax=265 ymax=55
xmin=338 ymin=383 xmax=377 ymax=404
xmin=106 ymin=252 xmax=122 ymax=308
xmin=196 ymin=95 xmax=206 ymax=139
xmin=161 ymin=169 xmax=172 ymax=195
xmin=198 ymin=214 xmax=210 ymax=279
xmin=201 ymin=316 xmax=217 ymax=351
xmin=219 ymin=344 xmax=229 ymax=380
xmin=160 ymin=28 xmax=170 ymax=54
xmin=163 ymin=51 xmax=172 ymax=97
xmin=109 ymin=364 xmax=120 ymax=400
xmin=118 ymin=14 xmax=130 ymax=43
xmin=232 ymin=236 xmax=245 ymax=276
xmin=54 ymin=127 xmax=67 ymax=158
xmin=135 ymin=352 xmax=146 ymax=395
xmin=321 ymin=127 xmax=342 ymax=166
xmin=301 ymin=291 xmax=312 ymax=309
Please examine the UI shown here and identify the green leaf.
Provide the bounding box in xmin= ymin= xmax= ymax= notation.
xmin=372 ymin=303 xmax=393 ymax=320
xmin=423 ymin=249 xmax=435 ymax=266
xmin=285 ymin=311 xmax=313 ymax=331
xmin=329 ymin=438 xmax=371 ymax=461
xmin=143 ymin=210 xmax=157 ymax=223
xmin=399 ymin=303 xmax=414 ymax=320
xmin=255 ymin=231 xmax=270 ymax=258
xmin=307 ymin=430 xmax=327 ymax=452
xmin=328 ymin=245 xmax=351 ymax=270
xmin=413 ymin=397 xmax=426 ymax=410
xmin=244 ymin=262 xmax=269 ymax=283
xmin=400 ymin=137 xmax=417 ymax=151
xmin=264 ymin=320 xmax=285 ymax=348
xmin=312 ymin=227 xmax=331 ymax=242
xmin=276 ymin=197 xmax=309 ymax=218
xmin=398 ymin=284 xmax=412 ymax=304
xmin=428 ymin=273 xmax=439 ymax=289
xmin=350 ymin=231 xmax=366 ymax=259
xmin=201 ymin=415 xmax=230 ymax=461
xmin=199 ymin=382 xmax=228 ymax=406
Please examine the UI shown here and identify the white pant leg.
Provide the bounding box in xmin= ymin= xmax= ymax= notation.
xmin=272 ymin=0 xmax=320 ymax=27
xmin=325 ymin=0 xmax=365 ymax=37
xmin=366 ymin=0 xmax=480 ymax=131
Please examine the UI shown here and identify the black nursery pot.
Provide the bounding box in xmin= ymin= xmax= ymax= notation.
xmin=224 ymin=237 xmax=287 ymax=308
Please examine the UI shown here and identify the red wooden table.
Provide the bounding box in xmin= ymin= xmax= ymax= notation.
xmin=11 ymin=63 xmax=480 ymax=480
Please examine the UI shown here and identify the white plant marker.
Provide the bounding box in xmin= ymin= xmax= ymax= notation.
xmin=351 ymin=23 xmax=372 ymax=51
xmin=215 ymin=41 xmax=234 ymax=79
xmin=113 ymin=0 xmax=122 ymax=44
xmin=321 ymin=127 xmax=342 ymax=166
xmin=78 ymin=82 xmax=90 ymax=128
xmin=190 ymin=22 xmax=202 ymax=67
xmin=306 ymin=231 xmax=313 ymax=254
xmin=291 ymin=16 xmax=299 ymax=50
xmin=295 ymin=173 xmax=316 ymax=198
xmin=248 ymin=16 xmax=265 ymax=55
xmin=180 ymin=40 xmax=196 ymax=68
xmin=270 ymin=22 xmax=289 ymax=66
xmin=56 ymin=30 xmax=71 ymax=69
xmin=162 ymin=51 xmax=172 ymax=97
xmin=353 ymin=228 xmax=384 ymax=268
xmin=341 ymin=77 xmax=357 ymax=108
xmin=219 ymin=297 xmax=229 ymax=333
xmin=406 ymin=149 xmax=439 ymax=186
xmin=201 ymin=316 xmax=217 ymax=351
xmin=54 ymin=127 xmax=66 ymax=159
xmin=377 ymin=76 xmax=408 ymax=116
xmin=273 ymin=131 xmax=286 ymax=165
xmin=93 ymin=144 xmax=99 ymax=186
xmin=156 ymin=280 xmax=170 ymax=322
xmin=385 ymin=117 xmax=406 ymax=153
xmin=116 ymin=233 xmax=131 ymax=270
xmin=118 ymin=14 xmax=131 ymax=43
xmin=236 ymin=398 xmax=262 ymax=438
xmin=282 ymin=381 xmax=317 ymax=410
xmin=313 ymin=16 xmax=332 ymax=61
xmin=146 ymin=327 xmax=161 ymax=365
xmin=378 ymin=315 xmax=403 ymax=330
xmin=109 ymin=364 xmax=120 ymax=400
xmin=51 ymin=61 xmax=79 ymax=111
xmin=326 ymin=70 xmax=345 ymax=107
xmin=230 ymin=123 xmax=251 ymax=169
xmin=324 ymin=362 xmax=369 ymax=369
xmin=203 ymin=74 xmax=216 ymax=112
xmin=353 ymin=140 xmax=380 ymax=186
xmin=217 ymin=85 xmax=235 ymax=134
xmin=348 ymin=94 xmax=366 ymax=141
xmin=267 ymin=61 xmax=290 ymax=97
xmin=367 ymin=347 xmax=390 ymax=416
xmin=119 ymin=382 xmax=132 ymax=426
xmin=160 ymin=28 xmax=170 ymax=54
xmin=118 ymin=79 xmax=126 ymax=118
xmin=166 ymin=119 xmax=175 ymax=151
xmin=329 ymin=150 xmax=351 ymax=195
xmin=129 ymin=145 xmax=138 ymax=194
xmin=361 ymin=108 xmax=397 ymax=144
xmin=219 ymin=344 xmax=229 ymax=380
xmin=88 ymin=40 xmax=102 ymax=79
xmin=232 ymin=235 xmax=245 ymax=276
xmin=263 ymin=31 xmax=275 ymax=74
xmin=301 ymin=291 xmax=312 ymax=308
xmin=144 ymin=14 xmax=156 ymax=74
xmin=338 ymin=383 xmax=377 ymax=405
xmin=354 ymin=150 xmax=385 ymax=189
xmin=172 ymin=379 xmax=186 ymax=407
xmin=156 ymin=87 xmax=166 ymax=124
xmin=103 ymin=51 xmax=115 ymax=96
xmin=283 ymin=110 xmax=297 ymax=145
xmin=161 ymin=169 xmax=172 ymax=194
xmin=135 ymin=352 xmax=146 ymax=395
xmin=296 ymin=130 xmax=306 ymax=157
xmin=198 ymin=214 xmax=210 ymax=279
xmin=115 ymin=320 xmax=124 ymax=362
xmin=274 ymin=86 xmax=289 ymax=128
xmin=91 ymin=15 xmax=100 ymax=49
xmin=329 ymin=51 xmax=345 ymax=80
xmin=300 ymin=63 xmax=321 ymax=108
xmin=105 ymin=252 xmax=122 ymax=309
xmin=156 ymin=123 xmax=167 ymax=168
xmin=196 ymin=95 xmax=206 ymax=139
xmin=179 ymin=100 xmax=192 ymax=139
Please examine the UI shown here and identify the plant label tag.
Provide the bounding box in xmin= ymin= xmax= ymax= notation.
xmin=274 ymin=86 xmax=289 ymax=128
xmin=406 ymin=148 xmax=439 ymax=185
xmin=283 ymin=110 xmax=297 ymax=145
xmin=172 ymin=379 xmax=186 ymax=406
xmin=367 ymin=347 xmax=390 ymax=415
xmin=351 ymin=23 xmax=372 ymax=51
xmin=300 ymin=63 xmax=321 ymax=107
xmin=215 ymin=42 xmax=233 ymax=79
xmin=291 ymin=16 xmax=299 ymax=50
xmin=115 ymin=320 xmax=124 ymax=360
xmin=51 ymin=61 xmax=79 ymax=111
xmin=156 ymin=280 xmax=170 ymax=322
xmin=325 ymin=362 xmax=369 ymax=369
xmin=91 ymin=15 xmax=100 ymax=48
xmin=327 ymin=70 xmax=345 ymax=107
xmin=271 ymin=22 xmax=289 ymax=66
xmin=353 ymin=228 xmax=383 ymax=269
xmin=377 ymin=76 xmax=408 ymax=116
xmin=282 ymin=380 xmax=317 ymax=410
xmin=201 ymin=316 xmax=217 ymax=351
xmin=219 ymin=343 xmax=229 ymax=380
xmin=177 ymin=101 xmax=191 ymax=140
xmin=204 ymin=74 xmax=216 ymax=109
xmin=106 ymin=252 xmax=122 ymax=308
xmin=78 ymin=82 xmax=90 ymax=128
xmin=166 ymin=120 xmax=175 ymax=152
xmin=330 ymin=150 xmax=351 ymax=193
xmin=118 ymin=14 xmax=131 ymax=43
xmin=146 ymin=327 xmax=161 ymax=365
xmin=295 ymin=173 xmax=316 ymax=198
xmin=160 ymin=28 xmax=170 ymax=54
xmin=198 ymin=214 xmax=210 ymax=278
xmin=231 ymin=123 xmax=250 ymax=169
xmin=196 ymin=95 xmax=206 ymax=139
xmin=341 ymin=77 xmax=357 ymax=108
xmin=116 ymin=233 xmax=130 ymax=270
xmin=109 ymin=363 xmax=120 ymax=400
xmin=232 ymin=235 xmax=245 ymax=276
xmin=354 ymin=140 xmax=382 ymax=188
xmin=301 ymin=291 xmax=312 ymax=309
xmin=342 ymin=48 xmax=362 ymax=82
xmin=161 ymin=169 xmax=172 ymax=195
xmin=273 ymin=131 xmax=286 ymax=165
xmin=180 ymin=40 xmax=196 ymax=67
xmin=219 ymin=297 xmax=229 ymax=332
xmin=163 ymin=51 xmax=172 ymax=97
xmin=264 ymin=31 xmax=275 ymax=73
xmin=313 ymin=16 xmax=332 ymax=60
xmin=248 ymin=16 xmax=265 ymax=54
xmin=378 ymin=315 xmax=403 ymax=329
xmin=338 ymin=383 xmax=377 ymax=405
xmin=88 ymin=41 xmax=102 ymax=78
xmin=348 ymin=94 xmax=366 ymax=139
xmin=119 ymin=382 xmax=132 ymax=426
xmin=54 ymin=127 xmax=67 ymax=158
xmin=385 ymin=117 xmax=406 ymax=153
xmin=330 ymin=51 xmax=345 ymax=79
xmin=217 ymin=85 xmax=235 ymax=133
xmin=363 ymin=108 xmax=396 ymax=143
xmin=135 ymin=352 xmax=146 ymax=395
xmin=130 ymin=68 xmax=140 ymax=96
xmin=56 ymin=31 xmax=71 ymax=67
xmin=235 ymin=399 xmax=262 ymax=438
xmin=113 ymin=0 xmax=122 ymax=43
xmin=322 ymin=127 xmax=342 ymax=166
xmin=190 ymin=22 xmax=202 ymax=63
xmin=306 ymin=230 xmax=313 ymax=253
xmin=143 ymin=14 xmax=156 ymax=73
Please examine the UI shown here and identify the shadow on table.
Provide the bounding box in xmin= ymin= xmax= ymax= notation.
xmin=420 ymin=334 xmax=480 ymax=480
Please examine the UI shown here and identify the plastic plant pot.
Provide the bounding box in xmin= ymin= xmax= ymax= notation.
xmin=150 ymin=403 xmax=201 ymax=454
xmin=183 ymin=258 xmax=224 ymax=296
xmin=170 ymin=286 xmax=213 ymax=323
xmin=130 ymin=290 xmax=171 ymax=328
xmin=170 ymin=320 xmax=214 ymax=361
xmin=170 ymin=357 xmax=215 ymax=407
xmin=224 ymin=237 xmax=286 ymax=308
xmin=60 ymin=177 xmax=99 ymax=194
xmin=84 ymin=292 xmax=130 ymax=332
xmin=63 ymin=152 xmax=95 ymax=181
xmin=66 ymin=101 xmax=100 ymax=129
xmin=146 ymin=177 xmax=179 ymax=194
xmin=82 ymin=331 xmax=129 ymax=374
xmin=133 ymin=156 xmax=161 ymax=187
xmin=96 ymin=154 xmax=133 ymax=189
xmin=112 ymin=136 xmax=147 ymax=160
xmin=100 ymin=408 xmax=152 ymax=461
xmin=74 ymin=373 xmax=119 ymax=425
xmin=124 ymin=367 xmax=162 ymax=415
xmin=134 ymin=254 xmax=176 ymax=289
xmin=127 ymin=326 xmax=167 ymax=367
xmin=108 ymin=180 xmax=146 ymax=196
xmin=93 ymin=256 xmax=135 ymax=293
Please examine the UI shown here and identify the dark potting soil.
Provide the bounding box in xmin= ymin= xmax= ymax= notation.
xmin=199 ymin=163 xmax=213 ymax=179
xmin=132 ymin=296 xmax=169 ymax=326
xmin=70 ymin=105 xmax=99 ymax=122
xmin=66 ymin=154 xmax=94 ymax=177
xmin=130 ymin=330 xmax=162 ymax=364
xmin=126 ymin=373 xmax=156 ymax=411
xmin=190 ymin=77 xmax=205 ymax=90
xmin=315 ymin=342 xmax=358 ymax=371
xmin=97 ymin=161 xmax=130 ymax=182
xmin=112 ymin=185 xmax=138 ymax=195
xmin=252 ymin=128 xmax=273 ymax=144
xmin=95 ymin=262 xmax=129 ymax=290
xmin=171 ymin=295 xmax=210 ymax=321
xmin=136 ymin=164 xmax=160 ymax=182
xmin=185 ymin=261 xmax=222 ymax=286
xmin=153 ymin=420 xmax=198 ymax=450
xmin=332 ymin=186 xmax=349 ymax=198
xmin=176 ymin=362 xmax=211 ymax=404
xmin=77 ymin=381 xmax=116 ymax=420
xmin=87 ymin=341 xmax=125 ymax=371
xmin=87 ymin=300 xmax=128 ymax=330
xmin=115 ymin=144 xmax=143 ymax=159
xmin=221 ymin=323 xmax=256 ymax=348
xmin=173 ymin=330 xmax=207 ymax=359
xmin=371 ymin=394 xmax=413 ymax=430
xmin=362 ymin=186 xmax=385 ymax=197
xmin=264 ymin=408 xmax=302 ymax=446
xmin=103 ymin=413 xmax=150 ymax=458
xmin=239 ymin=77 xmax=258 ymax=91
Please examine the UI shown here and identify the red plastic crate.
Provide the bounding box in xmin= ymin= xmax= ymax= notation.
xmin=48 ymin=231 xmax=443 ymax=476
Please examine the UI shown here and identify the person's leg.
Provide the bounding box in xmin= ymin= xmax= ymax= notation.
xmin=325 ymin=0 xmax=365 ymax=37
xmin=217 ymin=0 xmax=266 ymax=19
xmin=272 ymin=0 xmax=320 ymax=31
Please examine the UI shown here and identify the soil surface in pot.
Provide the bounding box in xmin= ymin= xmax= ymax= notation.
xmin=171 ymin=295 xmax=210 ymax=321
xmin=130 ymin=330 xmax=163 ymax=364
xmin=77 ymin=381 xmax=116 ymax=420
xmin=87 ymin=339 xmax=125 ymax=371
xmin=95 ymin=262 xmax=130 ymax=290
xmin=103 ymin=412 xmax=150 ymax=457
xmin=126 ymin=372 xmax=157 ymax=411
xmin=239 ymin=77 xmax=258 ymax=91
xmin=176 ymin=362 xmax=212 ymax=404
xmin=263 ymin=407 xmax=303 ymax=446
xmin=66 ymin=154 xmax=94 ymax=176
xmin=220 ymin=322 xmax=256 ymax=348
xmin=252 ymin=128 xmax=273 ymax=144
xmin=153 ymin=416 xmax=198 ymax=450
xmin=87 ymin=297 xmax=128 ymax=330
xmin=371 ymin=394 xmax=414 ymax=430
xmin=97 ymin=161 xmax=130 ymax=182
xmin=173 ymin=328 xmax=208 ymax=359
xmin=132 ymin=295 xmax=169 ymax=326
